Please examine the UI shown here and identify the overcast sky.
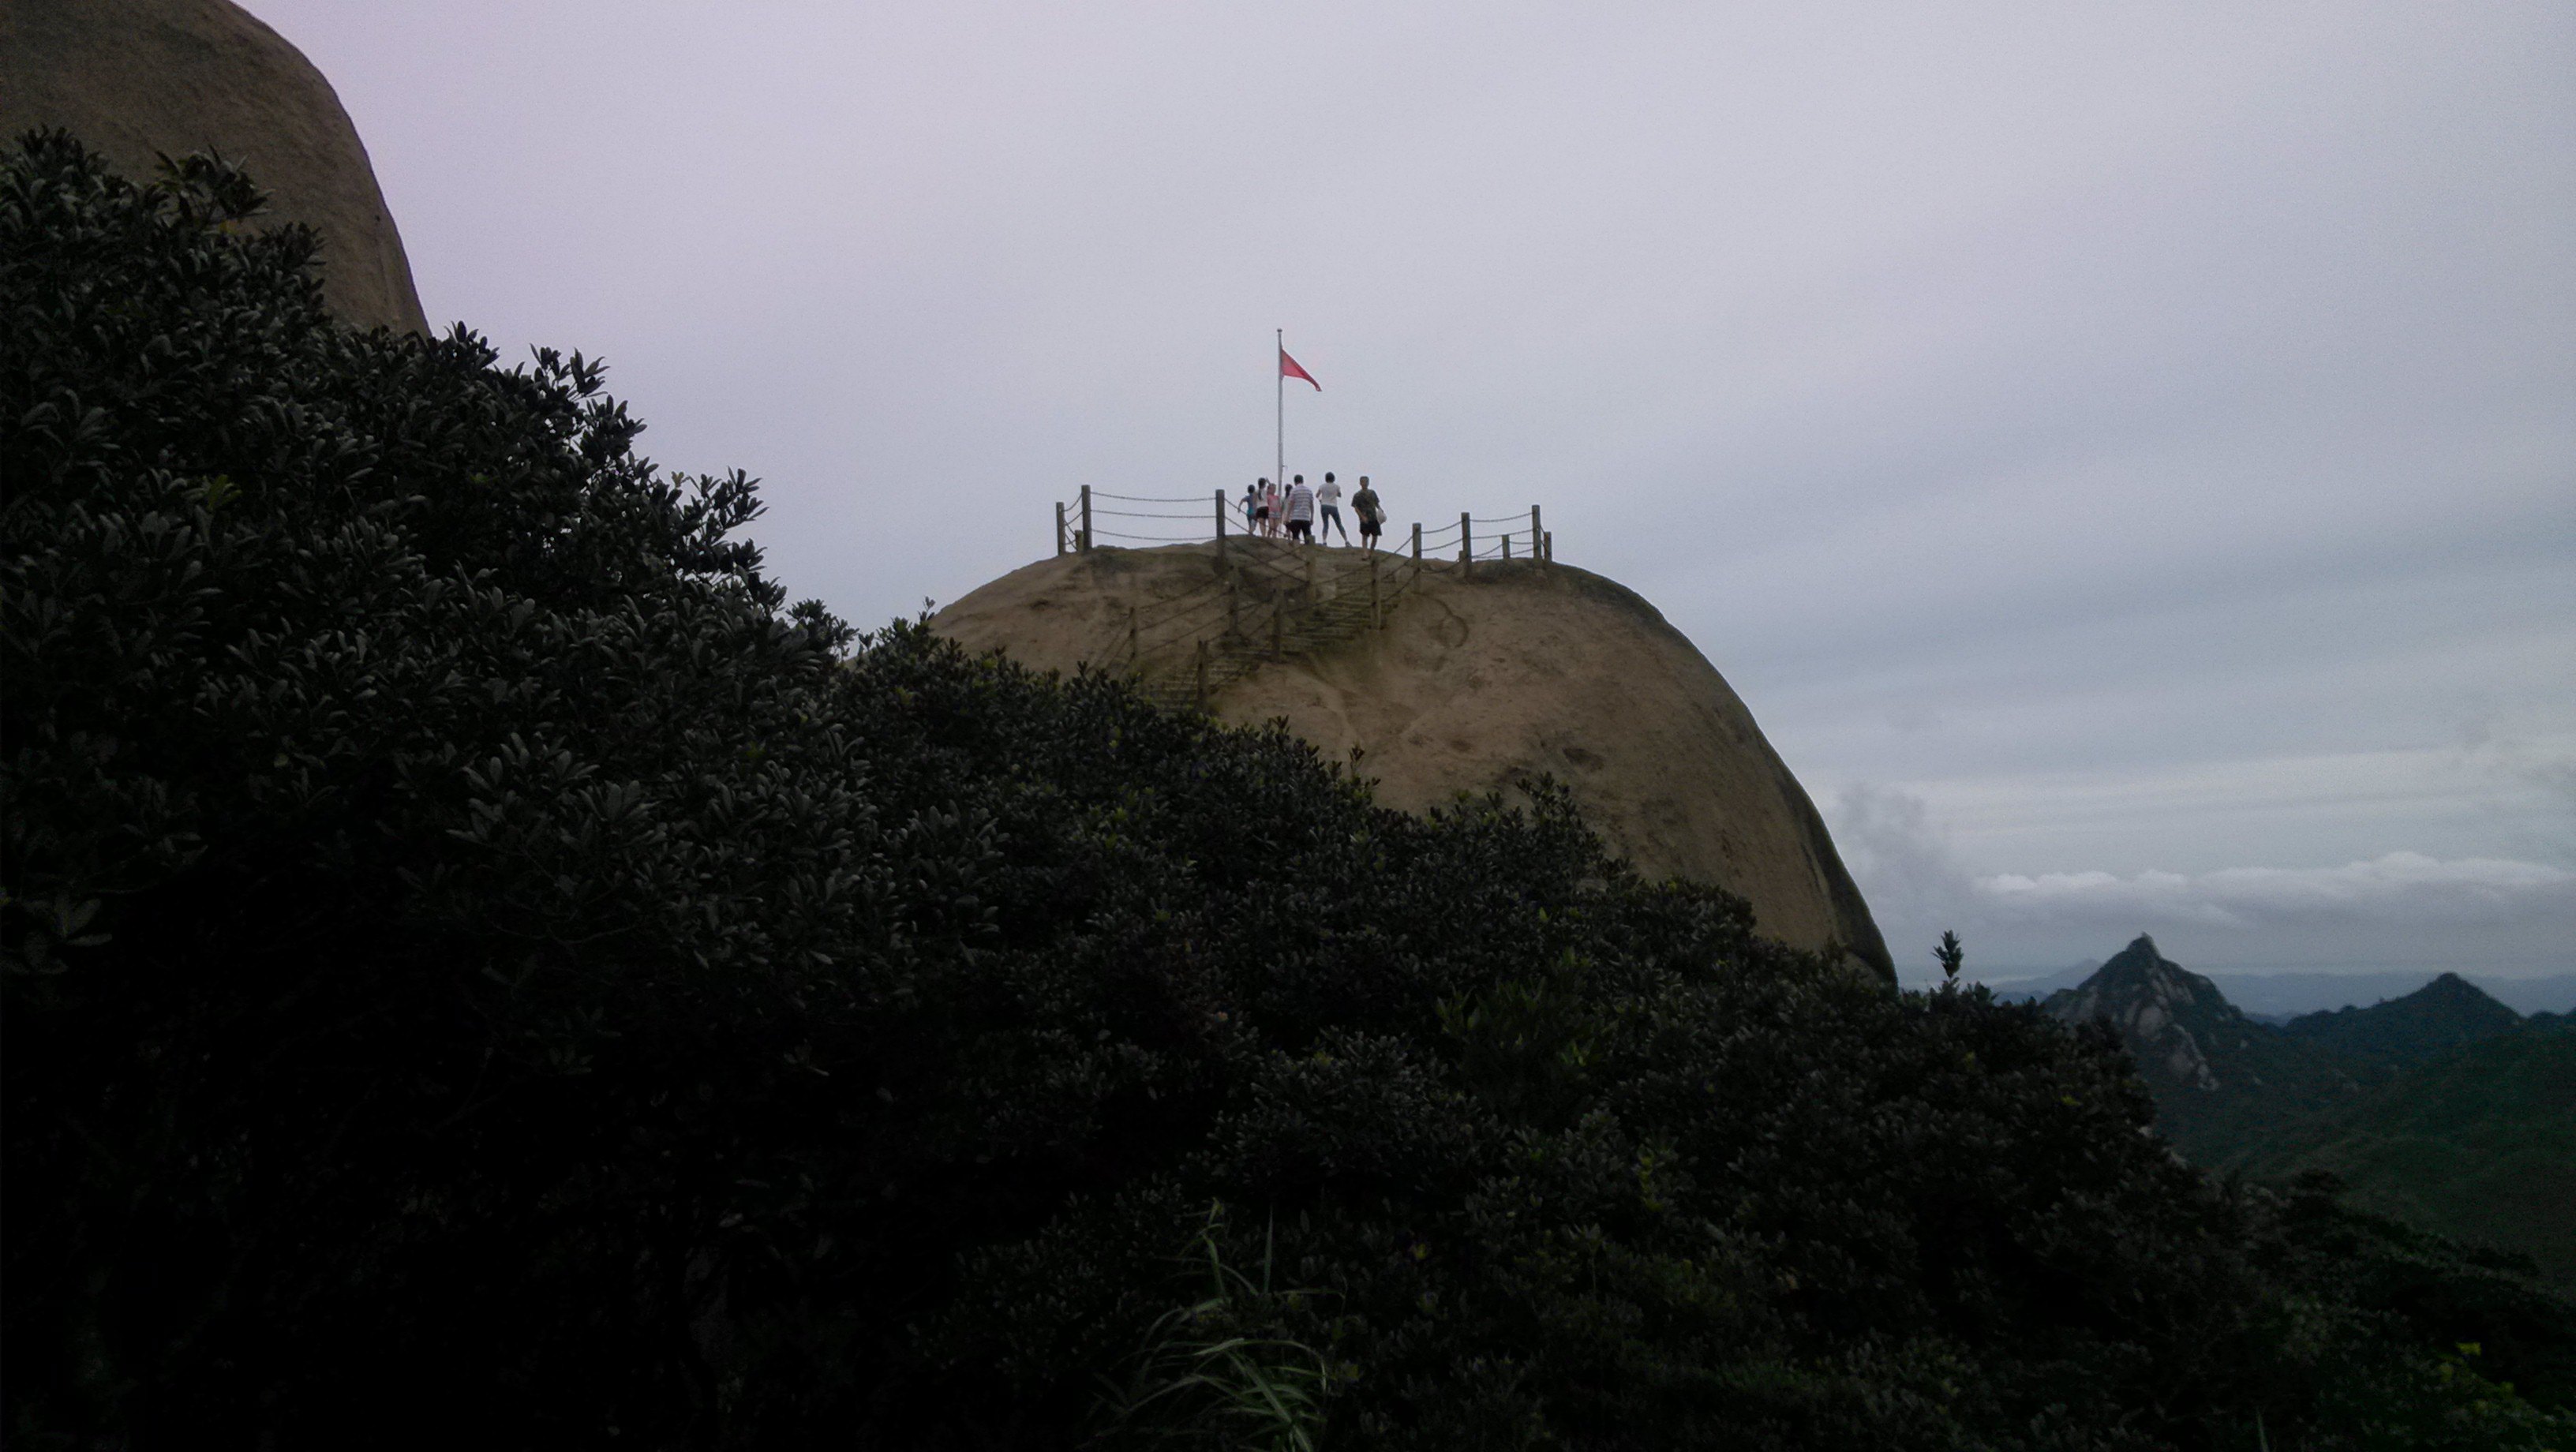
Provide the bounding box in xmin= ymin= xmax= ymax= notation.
xmin=255 ymin=1 xmax=2574 ymax=980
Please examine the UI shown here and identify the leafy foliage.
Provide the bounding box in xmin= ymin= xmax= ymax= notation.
xmin=6 ymin=133 xmax=2572 ymax=1449
xmin=1091 ymin=1204 xmax=1335 ymax=1452
xmin=2052 ymin=944 xmax=2574 ymax=1296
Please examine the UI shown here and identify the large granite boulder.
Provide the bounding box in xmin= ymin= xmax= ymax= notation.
xmin=2 ymin=0 xmax=427 ymax=332
xmin=934 ymin=542 xmax=1893 ymax=982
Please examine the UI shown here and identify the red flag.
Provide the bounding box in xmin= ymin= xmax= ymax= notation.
xmin=1279 ymin=348 xmax=1320 ymax=391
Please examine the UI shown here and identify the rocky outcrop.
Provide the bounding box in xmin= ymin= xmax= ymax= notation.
xmin=2045 ymin=936 xmax=2240 ymax=1093
xmin=932 ymin=542 xmax=1893 ymax=983
xmin=2045 ymin=934 xmax=2360 ymax=1155
xmin=2 ymin=0 xmax=428 ymax=332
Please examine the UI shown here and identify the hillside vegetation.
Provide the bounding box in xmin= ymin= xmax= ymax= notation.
xmin=2235 ymin=1024 xmax=2576 ymax=1294
xmin=2047 ymin=943 xmax=2576 ymax=1297
xmin=6 ymin=135 xmax=2573 ymax=1450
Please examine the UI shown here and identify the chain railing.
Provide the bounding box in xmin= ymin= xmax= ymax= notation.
xmin=1054 ymin=485 xmax=1551 ymax=571
xmin=1054 ymin=487 xmax=1238 ymax=551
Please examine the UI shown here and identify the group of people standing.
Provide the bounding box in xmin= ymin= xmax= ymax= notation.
xmin=1243 ymin=473 xmax=1385 ymax=548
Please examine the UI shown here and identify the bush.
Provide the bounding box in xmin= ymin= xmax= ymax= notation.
xmin=5 ymin=132 xmax=2570 ymax=1450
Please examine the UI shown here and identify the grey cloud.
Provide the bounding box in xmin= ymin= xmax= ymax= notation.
xmin=1827 ymin=781 xmax=1978 ymax=917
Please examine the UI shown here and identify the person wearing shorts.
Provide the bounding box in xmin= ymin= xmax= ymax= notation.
xmin=1244 ymin=481 xmax=1262 ymax=534
xmin=1253 ymin=479 xmax=1273 ymax=537
xmin=1286 ymin=475 xmax=1316 ymax=542
xmin=1316 ymin=472 xmax=1349 ymax=545
xmin=1353 ymin=477 xmax=1383 ymax=550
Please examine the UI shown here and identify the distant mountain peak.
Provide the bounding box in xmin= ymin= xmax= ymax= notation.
xmin=2046 ymin=937 xmax=2245 ymax=1092
xmin=2422 ymin=971 xmax=2489 ymax=1001
xmin=2043 ymin=940 xmax=2364 ymax=1158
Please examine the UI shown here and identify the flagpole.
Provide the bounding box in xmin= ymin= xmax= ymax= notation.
xmin=1275 ymin=328 xmax=1284 ymax=511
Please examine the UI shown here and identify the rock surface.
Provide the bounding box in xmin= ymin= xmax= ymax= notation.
xmin=933 ymin=542 xmax=1893 ymax=982
xmin=2 ymin=0 xmax=427 ymax=332
xmin=2045 ymin=936 xmax=2245 ymax=1095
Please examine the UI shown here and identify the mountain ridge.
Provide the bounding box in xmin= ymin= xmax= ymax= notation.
xmin=2042 ymin=937 xmax=2572 ymax=1289
xmin=2281 ymin=971 xmax=2524 ymax=1073
xmin=1968 ymin=965 xmax=2576 ymax=1015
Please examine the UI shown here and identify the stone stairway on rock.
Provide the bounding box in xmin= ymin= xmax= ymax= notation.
xmin=1129 ymin=553 xmax=1425 ymax=713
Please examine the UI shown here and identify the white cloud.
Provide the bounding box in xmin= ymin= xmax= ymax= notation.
xmin=1979 ymin=852 xmax=2575 ymax=929
xmin=1834 ymin=784 xmax=2576 ymax=975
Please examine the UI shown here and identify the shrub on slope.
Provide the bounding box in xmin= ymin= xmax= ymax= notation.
xmin=4 ymin=134 xmax=2570 ymax=1450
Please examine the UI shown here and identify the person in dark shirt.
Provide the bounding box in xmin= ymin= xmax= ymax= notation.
xmin=1351 ymin=477 xmax=1383 ymax=551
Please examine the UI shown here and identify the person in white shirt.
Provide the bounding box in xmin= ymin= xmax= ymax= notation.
xmin=1315 ymin=472 xmax=1349 ymax=545
xmin=1285 ymin=475 xmax=1316 ymax=543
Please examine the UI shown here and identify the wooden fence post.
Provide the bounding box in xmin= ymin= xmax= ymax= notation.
xmin=1544 ymin=530 xmax=1553 ymax=562
xmin=1460 ymin=511 xmax=1473 ymax=578
xmin=1214 ymin=489 xmax=1227 ymax=561
xmin=1530 ymin=506 xmax=1544 ymax=569
xmin=1056 ymin=501 xmax=1068 ymax=556
xmin=1079 ymin=485 xmax=1093 ymax=553
xmin=1410 ymin=522 xmax=1422 ymax=560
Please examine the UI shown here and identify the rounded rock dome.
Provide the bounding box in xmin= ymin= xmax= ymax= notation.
xmin=2 ymin=0 xmax=428 ymax=333
xmin=934 ymin=541 xmax=1893 ymax=982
